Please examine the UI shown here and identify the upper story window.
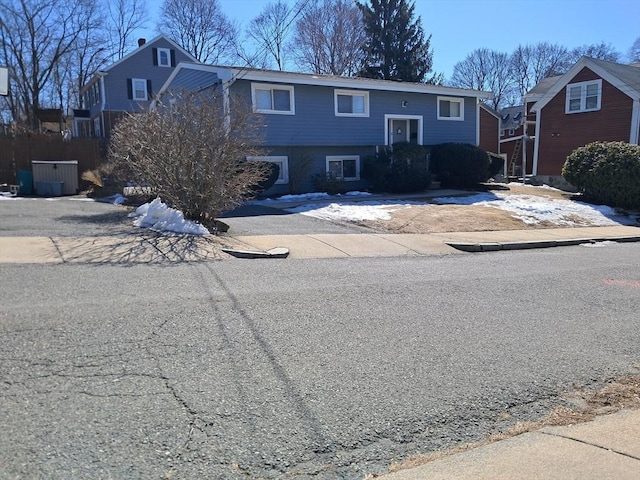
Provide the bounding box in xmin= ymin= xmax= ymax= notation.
xmin=565 ymin=79 xmax=602 ymax=113
xmin=251 ymin=83 xmax=295 ymax=115
xmin=335 ymin=89 xmax=369 ymax=117
xmin=437 ymin=96 xmax=464 ymax=121
xmin=157 ymin=48 xmax=171 ymax=67
xmin=153 ymin=47 xmax=174 ymax=67
xmin=128 ymin=78 xmax=149 ymax=101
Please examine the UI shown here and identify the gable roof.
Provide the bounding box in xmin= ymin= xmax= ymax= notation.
xmin=479 ymin=102 xmax=501 ymax=119
xmin=529 ymin=56 xmax=640 ymax=112
xmin=103 ymin=35 xmax=199 ymax=73
xmin=159 ymin=62 xmax=493 ymax=100
xmin=525 ymin=76 xmax=562 ymax=101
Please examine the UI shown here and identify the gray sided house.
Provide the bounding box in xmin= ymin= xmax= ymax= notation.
xmin=158 ymin=63 xmax=492 ymax=195
xmin=73 ymin=36 xmax=199 ymax=139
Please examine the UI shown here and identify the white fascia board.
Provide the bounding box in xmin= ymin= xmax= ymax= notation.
xmin=531 ymin=57 xmax=640 ymax=112
xmin=229 ymin=68 xmax=492 ymax=99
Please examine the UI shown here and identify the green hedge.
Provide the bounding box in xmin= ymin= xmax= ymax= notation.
xmin=562 ymin=141 xmax=640 ymax=210
xmin=361 ymin=142 xmax=431 ymax=193
xmin=429 ymin=143 xmax=491 ymax=188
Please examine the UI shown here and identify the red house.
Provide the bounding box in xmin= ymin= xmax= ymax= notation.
xmin=478 ymin=102 xmax=501 ymax=155
xmin=524 ymin=57 xmax=640 ymax=186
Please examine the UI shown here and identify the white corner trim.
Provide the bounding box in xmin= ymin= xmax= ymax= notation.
xmin=631 ymin=100 xmax=640 ymax=144
xmin=532 ymin=110 xmax=541 ymax=176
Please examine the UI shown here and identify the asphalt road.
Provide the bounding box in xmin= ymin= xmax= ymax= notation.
xmin=2 ymin=244 xmax=639 ymax=479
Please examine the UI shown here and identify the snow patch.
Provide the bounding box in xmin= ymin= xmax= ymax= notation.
xmin=128 ymin=198 xmax=210 ymax=236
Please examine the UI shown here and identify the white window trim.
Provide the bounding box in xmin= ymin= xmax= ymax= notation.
xmin=246 ymin=156 xmax=289 ymax=184
xmin=157 ymin=48 xmax=171 ymax=67
xmin=132 ymin=78 xmax=148 ymax=101
xmin=326 ymin=155 xmax=360 ymax=181
xmin=565 ymin=79 xmax=602 ymax=114
xmin=334 ymin=89 xmax=370 ymax=117
xmin=437 ymin=96 xmax=464 ymax=121
xmin=251 ymin=83 xmax=295 ymax=115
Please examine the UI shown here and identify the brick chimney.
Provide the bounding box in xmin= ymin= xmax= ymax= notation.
xmin=138 ymin=38 xmax=146 ymax=47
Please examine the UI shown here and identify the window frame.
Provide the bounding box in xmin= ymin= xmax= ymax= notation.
xmin=334 ymin=89 xmax=370 ymax=117
xmin=157 ymin=48 xmax=171 ymax=67
xmin=437 ymin=96 xmax=464 ymax=121
xmin=131 ymin=78 xmax=148 ymax=101
xmin=326 ymin=155 xmax=360 ymax=181
xmin=246 ymin=156 xmax=289 ymax=185
xmin=565 ymin=79 xmax=602 ymax=114
xmin=251 ymin=83 xmax=295 ymax=115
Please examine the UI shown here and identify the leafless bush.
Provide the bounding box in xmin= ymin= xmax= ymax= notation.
xmin=107 ymin=90 xmax=268 ymax=225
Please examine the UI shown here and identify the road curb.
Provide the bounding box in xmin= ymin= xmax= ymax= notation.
xmin=447 ymin=235 xmax=640 ymax=252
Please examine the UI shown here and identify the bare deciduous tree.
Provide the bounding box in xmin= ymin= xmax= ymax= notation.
xmin=570 ymin=42 xmax=621 ymax=63
xmin=627 ymin=37 xmax=640 ymax=63
xmin=449 ymin=48 xmax=515 ymax=110
xmin=0 ymin=0 xmax=88 ymax=129
xmin=291 ymin=0 xmax=365 ymax=76
xmin=246 ymin=1 xmax=295 ymax=71
xmin=509 ymin=42 xmax=572 ymax=101
xmin=107 ymin=0 xmax=149 ymax=60
xmin=157 ymin=0 xmax=237 ymax=64
xmin=52 ymin=0 xmax=108 ymax=116
xmin=108 ymin=91 xmax=270 ymax=224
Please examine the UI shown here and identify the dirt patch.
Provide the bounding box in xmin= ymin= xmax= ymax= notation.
xmin=381 ymin=373 xmax=640 ymax=476
xmin=357 ymin=184 xmax=586 ymax=234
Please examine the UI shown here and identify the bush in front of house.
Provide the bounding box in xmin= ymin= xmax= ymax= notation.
xmin=562 ymin=141 xmax=640 ymax=210
xmin=429 ymin=143 xmax=491 ymax=188
xmin=487 ymin=151 xmax=505 ymax=178
xmin=313 ymin=172 xmax=349 ymax=195
xmin=108 ymin=91 xmax=270 ymax=227
xmin=361 ymin=142 xmax=430 ymax=193
xmin=249 ymin=161 xmax=280 ymax=194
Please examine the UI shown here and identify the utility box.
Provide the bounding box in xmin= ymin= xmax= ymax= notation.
xmin=36 ymin=181 xmax=64 ymax=197
xmin=32 ymin=160 xmax=79 ymax=195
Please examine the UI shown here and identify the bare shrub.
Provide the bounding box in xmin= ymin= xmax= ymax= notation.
xmin=107 ymin=90 xmax=269 ymax=225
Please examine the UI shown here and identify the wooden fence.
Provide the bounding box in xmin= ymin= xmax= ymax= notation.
xmin=0 ymin=135 xmax=105 ymax=185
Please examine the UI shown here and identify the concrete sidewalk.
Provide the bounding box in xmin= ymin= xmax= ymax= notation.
xmin=1 ymin=225 xmax=639 ymax=263
xmin=379 ymin=408 xmax=640 ymax=480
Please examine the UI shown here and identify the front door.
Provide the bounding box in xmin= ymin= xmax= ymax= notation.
xmin=390 ymin=119 xmax=409 ymax=145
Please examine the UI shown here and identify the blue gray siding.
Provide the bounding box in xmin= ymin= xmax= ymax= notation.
xmin=230 ymin=79 xmax=478 ymax=147
xmin=103 ymin=38 xmax=195 ymax=113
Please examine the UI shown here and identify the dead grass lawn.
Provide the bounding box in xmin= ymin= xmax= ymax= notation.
xmin=359 ymin=184 xmax=582 ymax=234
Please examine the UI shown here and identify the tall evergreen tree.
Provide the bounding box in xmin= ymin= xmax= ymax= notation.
xmin=357 ymin=0 xmax=437 ymax=83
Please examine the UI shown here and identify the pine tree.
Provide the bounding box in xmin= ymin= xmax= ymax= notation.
xmin=357 ymin=0 xmax=436 ymax=83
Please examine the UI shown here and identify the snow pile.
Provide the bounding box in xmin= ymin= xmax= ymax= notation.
xmin=128 ymin=198 xmax=210 ymax=235
xmin=432 ymin=192 xmax=636 ymax=226
xmin=287 ymin=201 xmax=417 ymax=221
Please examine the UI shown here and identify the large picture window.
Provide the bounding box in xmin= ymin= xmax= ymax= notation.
xmin=565 ymin=79 xmax=602 ymax=113
xmin=251 ymin=83 xmax=295 ymax=114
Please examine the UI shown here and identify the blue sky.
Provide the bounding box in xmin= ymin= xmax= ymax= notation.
xmin=142 ymin=0 xmax=640 ymax=79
